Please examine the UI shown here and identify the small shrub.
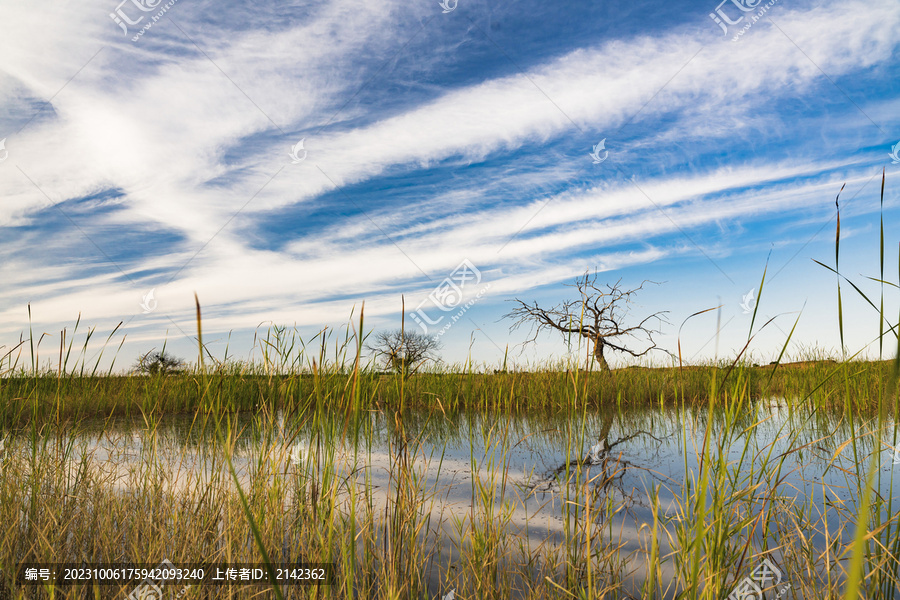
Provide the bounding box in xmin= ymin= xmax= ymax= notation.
xmin=133 ymin=350 xmax=185 ymax=375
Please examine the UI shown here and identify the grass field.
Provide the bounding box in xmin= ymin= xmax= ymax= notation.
xmin=1 ymin=339 xmax=899 ymax=599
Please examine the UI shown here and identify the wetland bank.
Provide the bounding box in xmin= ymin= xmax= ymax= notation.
xmin=1 ymin=341 xmax=899 ymax=599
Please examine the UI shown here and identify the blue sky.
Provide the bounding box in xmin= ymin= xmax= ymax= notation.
xmin=0 ymin=0 xmax=899 ymax=371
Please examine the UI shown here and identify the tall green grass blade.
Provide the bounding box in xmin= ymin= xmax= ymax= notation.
xmin=835 ymin=184 xmax=843 ymax=265
xmin=813 ymin=260 xmax=895 ymax=334
xmin=194 ymin=293 xmax=205 ymax=376
xmin=863 ymin=276 xmax=899 ymax=289
xmin=220 ymin=424 xmax=286 ymax=600
xmin=895 ymin=242 xmax=900 ymax=383
xmin=748 ymin=251 xmax=770 ymax=338
xmin=90 ymin=321 xmax=123 ymax=377
xmin=835 ymin=184 xmax=845 ymax=356
xmin=766 ymin=303 xmax=805 ymax=387
xmin=880 ymin=168 xmax=885 ymax=359
xmin=843 ymin=455 xmax=877 ymax=600
xmin=27 ymin=303 xmax=35 ymax=376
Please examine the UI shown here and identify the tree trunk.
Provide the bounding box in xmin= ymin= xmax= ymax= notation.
xmin=391 ymin=354 xmax=410 ymax=377
xmin=593 ymin=337 xmax=611 ymax=372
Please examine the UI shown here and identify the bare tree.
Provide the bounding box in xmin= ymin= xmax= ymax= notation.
xmin=133 ymin=350 xmax=185 ymax=375
xmin=504 ymin=273 xmax=668 ymax=371
xmin=367 ymin=330 xmax=441 ymax=376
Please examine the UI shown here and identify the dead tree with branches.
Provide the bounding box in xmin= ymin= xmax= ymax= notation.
xmin=504 ymin=273 xmax=668 ymax=371
xmin=367 ymin=330 xmax=442 ymax=376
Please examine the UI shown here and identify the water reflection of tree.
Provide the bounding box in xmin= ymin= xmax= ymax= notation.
xmin=526 ymin=411 xmax=668 ymax=519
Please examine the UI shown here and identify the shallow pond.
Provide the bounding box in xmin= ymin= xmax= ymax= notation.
xmin=3 ymin=399 xmax=899 ymax=598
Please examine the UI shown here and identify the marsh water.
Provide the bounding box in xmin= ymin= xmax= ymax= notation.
xmin=5 ymin=399 xmax=900 ymax=597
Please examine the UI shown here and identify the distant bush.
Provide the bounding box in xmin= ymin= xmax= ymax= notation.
xmin=133 ymin=350 xmax=185 ymax=375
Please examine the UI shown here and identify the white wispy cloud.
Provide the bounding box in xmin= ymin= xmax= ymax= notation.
xmin=1 ymin=0 xmax=897 ymax=363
